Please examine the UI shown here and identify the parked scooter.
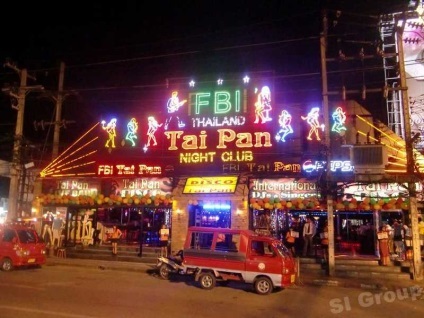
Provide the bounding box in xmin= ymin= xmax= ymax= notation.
xmin=156 ymin=250 xmax=186 ymax=280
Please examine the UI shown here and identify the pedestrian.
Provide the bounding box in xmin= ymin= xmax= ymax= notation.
xmin=377 ymin=224 xmax=390 ymax=266
xmin=110 ymin=225 xmax=122 ymax=256
xmin=385 ymin=221 xmax=394 ymax=255
xmin=393 ymin=220 xmax=405 ymax=260
xmin=159 ymin=224 xmax=169 ymax=257
xmin=284 ymin=227 xmax=297 ymax=257
xmin=320 ymin=221 xmax=329 ymax=262
xmin=302 ymin=216 xmax=316 ymax=257
xmin=403 ymin=223 xmax=412 ymax=248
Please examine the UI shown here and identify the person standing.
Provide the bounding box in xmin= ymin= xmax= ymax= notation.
xmin=320 ymin=221 xmax=329 ymax=262
xmin=393 ymin=220 xmax=405 ymax=260
xmin=159 ymin=224 xmax=169 ymax=257
xmin=302 ymin=216 xmax=316 ymax=257
xmin=284 ymin=227 xmax=297 ymax=257
xmin=110 ymin=225 xmax=122 ymax=256
xmin=377 ymin=224 xmax=390 ymax=266
xmin=385 ymin=221 xmax=394 ymax=256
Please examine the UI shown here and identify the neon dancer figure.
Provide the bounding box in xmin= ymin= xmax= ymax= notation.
xmin=164 ymin=91 xmax=187 ymax=130
xmin=301 ymin=107 xmax=322 ymax=141
xmin=125 ymin=118 xmax=138 ymax=146
xmin=331 ymin=107 xmax=347 ymax=134
xmin=146 ymin=116 xmax=162 ymax=147
xmin=254 ymin=86 xmax=272 ymax=123
xmin=275 ymin=110 xmax=293 ymax=142
xmin=101 ymin=118 xmax=117 ymax=148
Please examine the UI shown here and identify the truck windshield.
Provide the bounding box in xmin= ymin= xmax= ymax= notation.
xmin=17 ymin=229 xmax=38 ymax=244
xmin=275 ymin=242 xmax=291 ymax=257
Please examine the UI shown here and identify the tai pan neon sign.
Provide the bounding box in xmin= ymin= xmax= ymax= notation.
xmin=302 ymin=160 xmax=354 ymax=173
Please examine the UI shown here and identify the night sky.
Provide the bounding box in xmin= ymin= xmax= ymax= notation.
xmin=0 ymin=0 xmax=412 ymax=165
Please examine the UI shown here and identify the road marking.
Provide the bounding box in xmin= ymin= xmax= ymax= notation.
xmin=0 ymin=305 xmax=99 ymax=318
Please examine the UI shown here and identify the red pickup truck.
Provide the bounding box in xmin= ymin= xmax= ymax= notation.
xmin=157 ymin=226 xmax=296 ymax=295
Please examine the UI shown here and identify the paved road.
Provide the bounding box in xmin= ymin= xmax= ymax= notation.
xmin=46 ymin=255 xmax=424 ymax=291
xmin=0 ymin=264 xmax=423 ymax=318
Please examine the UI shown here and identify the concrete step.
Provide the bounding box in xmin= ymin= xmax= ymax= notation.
xmin=335 ymin=263 xmax=406 ymax=273
xmin=335 ymin=259 xmax=380 ymax=266
xmin=335 ymin=270 xmax=411 ymax=280
xmin=298 ymin=256 xmax=414 ymax=280
xmin=65 ymin=252 xmax=158 ymax=264
xmin=64 ymin=244 xmax=160 ymax=264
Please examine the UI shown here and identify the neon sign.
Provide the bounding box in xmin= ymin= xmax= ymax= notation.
xmin=342 ymin=182 xmax=423 ymax=201
xmin=331 ymin=107 xmax=347 ymax=134
xmin=118 ymin=177 xmax=172 ymax=197
xmin=301 ymin=107 xmax=323 ymax=141
xmin=164 ymin=129 xmax=272 ymax=151
xmin=125 ymin=118 xmax=138 ymax=146
xmin=275 ymin=110 xmax=293 ymax=142
xmin=146 ymin=116 xmax=162 ymax=148
xmin=302 ymin=159 xmax=354 ymax=173
xmin=254 ymin=86 xmax=272 ymax=123
xmin=97 ymin=164 xmax=162 ymax=176
xmin=249 ymin=178 xmax=319 ymax=199
xmin=190 ymin=90 xmax=244 ymax=128
xmin=191 ymin=116 xmax=246 ymax=128
xmin=101 ymin=118 xmax=117 ymax=148
xmin=56 ymin=180 xmax=98 ymax=197
xmin=164 ymin=91 xmax=187 ymax=130
xmin=45 ymin=80 xmax=351 ymax=178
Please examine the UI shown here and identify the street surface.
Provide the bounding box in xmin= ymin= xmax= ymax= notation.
xmin=0 ymin=264 xmax=423 ymax=318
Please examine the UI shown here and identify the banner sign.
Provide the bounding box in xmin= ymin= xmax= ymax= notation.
xmin=183 ymin=176 xmax=238 ymax=194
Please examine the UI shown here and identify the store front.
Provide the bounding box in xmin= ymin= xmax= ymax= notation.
xmin=37 ymin=177 xmax=174 ymax=248
xmin=246 ymin=176 xmax=411 ymax=257
xmin=248 ymin=177 xmax=321 ymax=236
xmin=31 ymin=77 xmax=421 ymax=264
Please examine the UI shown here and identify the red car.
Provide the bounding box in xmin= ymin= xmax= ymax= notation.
xmin=0 ymin=224 xmax=47 ymax=271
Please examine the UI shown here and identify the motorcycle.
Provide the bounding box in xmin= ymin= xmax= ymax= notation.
xmin=156 ymin=250 xmax=186 ymax=280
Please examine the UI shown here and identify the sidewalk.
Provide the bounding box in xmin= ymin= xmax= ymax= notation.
xmin=45 ymin=255 xmax=424 ymax=292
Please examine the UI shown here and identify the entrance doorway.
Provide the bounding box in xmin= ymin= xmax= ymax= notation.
xmin=188 ymin=201 xmax=232 ymax=228
xmin=141 ymin=207 xmax=172 ymax=246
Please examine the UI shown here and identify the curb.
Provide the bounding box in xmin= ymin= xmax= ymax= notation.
xmin=299 ymin=274 xmax=424 ymax=291
xmin=46 ymin=257 xmax=156 ymax=273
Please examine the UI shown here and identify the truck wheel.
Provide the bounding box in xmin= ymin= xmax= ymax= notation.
xmin=199 ymin=272 xmax=216 ymax=290
xmin=1 ymin=258 xmax=13 ymax=272
xmin=254 ymin=277 xmax=273 ymax=295
xmin=159 ymin=263 xmax=171 ymax=280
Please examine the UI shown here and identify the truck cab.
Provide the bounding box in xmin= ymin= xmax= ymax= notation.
xmin=182 ymin=226 xmax=296 ymax=295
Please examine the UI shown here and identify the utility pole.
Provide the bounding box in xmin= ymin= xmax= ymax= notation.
xmin=7 ymin=65 xmax=27 ymax=221
xmin=52 ymin=62 xmax=66 ymax=159
xmin=396 ymin=22 xmax=423 ymax=281
xmin=320 ymin=10 xmax=335 ymax=276
xmin=3 ymin=61 xmax=43 ymax=221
